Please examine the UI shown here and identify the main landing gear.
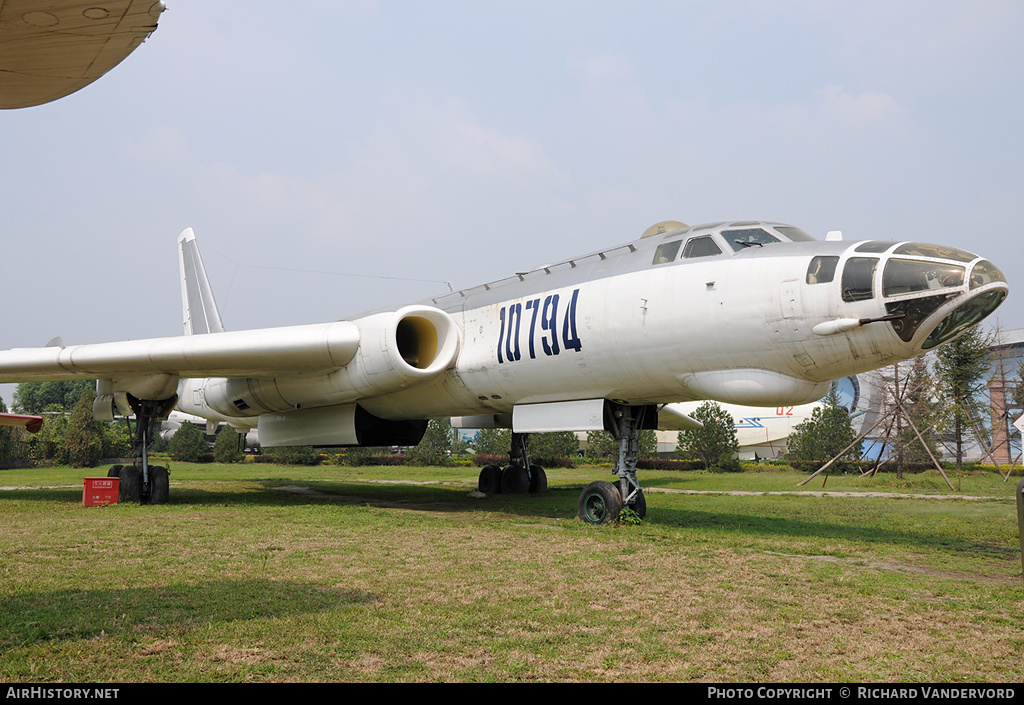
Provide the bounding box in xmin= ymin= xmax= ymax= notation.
xmin=577 ymin=405 xmax=648 ymax=525
xmin=477 ymin=432 xmax=547 ymax=496
xmin=106 ymin=395 xmax=176 ymax=504
xmin=474 ymin=404 xmax=650 ymax=526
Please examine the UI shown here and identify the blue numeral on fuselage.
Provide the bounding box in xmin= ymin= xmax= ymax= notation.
xmin=497 ymin=289 xmax=581 ymax=364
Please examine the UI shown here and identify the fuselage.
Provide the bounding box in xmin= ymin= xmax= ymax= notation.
xmin=177 ymin=220 xmax=1008 ymax=433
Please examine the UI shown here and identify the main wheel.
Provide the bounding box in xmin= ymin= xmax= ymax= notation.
xmin=528 ymin=465 xmax=547 ymax=494
xmin=106 ymin=464 xmax=123 ymax=479
xmin=149 ymin=466 xmax=169 ymax=505
xmin=118 ymin=466 xmax=142 ymax=503
xmin=577 ymin=480 xmax=622 ymax=525
xmin=500 ymin=465 xmax=530 ymax=494
xmin=478 ymin=464 xmax=502 ymax=494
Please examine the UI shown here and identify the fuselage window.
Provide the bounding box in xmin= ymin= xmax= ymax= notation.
xmin=854 ymin=241 xmax=897 ymax=253
xmin=774 ymin=226 xmax=816 ymax=242
xmin=841 ymin=257 xmax=878 ymax=302
xmin=882 ymin=259 xmax=964 ymax=297
xmin=682 ymin=236 xmax=723 ymax=258
xmin=969 ymin=260 xmax=1007 ymax=290
xmin=721 ymin=228 xmax=781 ymax=252
xmin=893 ymin=242 xmax=976 ymax=263
xmin=806 ymin=256 xmax=839 ymax=284
xmin=652 ymin=240 xmax=682 ymax=264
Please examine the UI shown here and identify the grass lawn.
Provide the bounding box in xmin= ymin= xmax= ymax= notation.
xmin=1 ymin=462 xmax=1021 ymax=682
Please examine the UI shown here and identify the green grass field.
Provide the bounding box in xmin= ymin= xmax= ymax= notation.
xmin=1 ymin=463 xmax=1022 ymax=682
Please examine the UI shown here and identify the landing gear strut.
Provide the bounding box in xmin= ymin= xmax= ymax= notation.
xmin=577 ymin=404 xmax=648 ymax=525
xmin=108 ymin=394 xmax=176 ymax=504
xmin=477 ymin=431 xmax=547 ymax=495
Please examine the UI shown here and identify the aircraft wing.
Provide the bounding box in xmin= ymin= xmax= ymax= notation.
xmin=0 ymin=0 xmax=165 ymax=109
xmin=0 ymin=302 xmax=461 ymax=414
xmin=0 ymin=413 xmax=43 ymax=434
xmin=0 ymin=322 xmax=362 ymax=382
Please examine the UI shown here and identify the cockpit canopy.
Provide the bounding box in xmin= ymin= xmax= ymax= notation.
xmin=808 ymin=241 xmax=1008 ymax=350
xmin=650 ymin=222 xmax=814 ymax=266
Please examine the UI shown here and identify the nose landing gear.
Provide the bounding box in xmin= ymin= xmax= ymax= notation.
xmin=577 ymin=404 xmax=648 ymax=525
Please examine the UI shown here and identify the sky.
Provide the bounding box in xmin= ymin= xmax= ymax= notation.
xmin=2 ymin=0 xmax=1023 ymax=405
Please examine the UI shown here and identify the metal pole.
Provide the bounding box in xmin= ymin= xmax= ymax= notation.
xmin=1017 ymin=475 xmax=1024 ymax=586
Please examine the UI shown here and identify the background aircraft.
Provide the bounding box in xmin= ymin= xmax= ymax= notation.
xmin=0 ymin=413 xmax=43 ymax=434
xmin=0 ymin=0 xmax=164 ymax=109
xmin=0 ymin=221 xmax=1006 ymax=522
xmin=670 ymin=374 xmax=861 ymax=460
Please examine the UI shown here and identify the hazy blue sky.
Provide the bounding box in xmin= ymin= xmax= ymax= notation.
xmin=2 ymin=1 xmax=1022 ymax=403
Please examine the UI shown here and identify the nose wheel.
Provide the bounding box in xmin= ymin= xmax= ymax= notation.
xmin=578 ymin=480 xmax=622 ymax=524
xmin=577 ymin=404 xmax=649 ymax=525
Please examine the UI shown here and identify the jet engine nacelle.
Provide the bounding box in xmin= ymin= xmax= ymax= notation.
xmin=258 ymin=402 xmax=428 ymax=448
xmin=198 ymin=305 xmax=461 ymax=418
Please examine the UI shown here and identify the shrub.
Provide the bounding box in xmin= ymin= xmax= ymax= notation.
xmin=168 ymin=421 xmax=210 ymax=463
xmin=213 ymin=426 xmax=244 ymax=463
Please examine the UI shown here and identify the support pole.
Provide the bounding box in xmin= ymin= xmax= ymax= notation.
xmin=1017 ymin=475 xmax=1024 ymax=586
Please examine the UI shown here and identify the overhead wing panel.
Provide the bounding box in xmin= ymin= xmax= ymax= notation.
xmin=0 ymin=321 xmax=362 ymax=382
xmin=0 ymin=0 xmax=165 ymax=109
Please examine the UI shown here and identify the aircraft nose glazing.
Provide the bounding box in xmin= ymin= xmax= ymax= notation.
xmin=878 ymin=250 xmax=1007 ymax=349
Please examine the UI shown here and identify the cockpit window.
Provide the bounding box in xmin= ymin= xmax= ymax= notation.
xmin=682 ymin=236 xmax=723 ymax=259
xmin=855 ymin=241 xmax=897 ymax=253
xmin=652 ymin=240 xmax=681 ymax=265
xmin=882 ymin=259 xmax=964 ymax=297
xmin=841 ymin=257 xmax=878 ymax=302
xmin=892 ymin=242 xmax=976 ymax=262
xmin=922 ymin=290 xmax=1006 ymax=349
xmin=774 ymin=226 xmax=815 ymax=242
xmin=969 ymin=260 xmax=1007 ymax=289
xmin=885 ymin=294 xmax=957 ymax=342
xmin=721 ymin=228 xmax=781 ymax=252
xmin=806 ymin=256 xmax=839 ymax=284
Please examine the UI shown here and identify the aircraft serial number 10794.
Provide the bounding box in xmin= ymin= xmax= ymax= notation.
xmin=0 ymin=220 xmax=1007 ymax=523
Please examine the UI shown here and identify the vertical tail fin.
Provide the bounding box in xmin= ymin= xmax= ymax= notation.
xmin=178 ymin=227 xmax=226 ymax=336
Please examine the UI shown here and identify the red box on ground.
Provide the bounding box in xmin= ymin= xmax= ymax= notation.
xmin=83 ymin=477 xmax=119 ymax=507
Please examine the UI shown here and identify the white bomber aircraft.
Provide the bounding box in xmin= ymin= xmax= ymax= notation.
xmin=0 ymin=221 xmax=1008 ymax=523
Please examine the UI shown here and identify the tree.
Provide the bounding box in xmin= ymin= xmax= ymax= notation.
xmin=865 ymin=358 xmax=941 ymax=478
xmin=213 ymin=426 xmax=244 ymax=463
xmin=63 ymin=389 xmax=105 ymax=468
xmin=168 ymin=421 xmax=209 ymax=462
xmin=933 ymin=327 xmax=991 ymax=472
xmin=527 ymin=431 xmax=579 ymax=464
xmin=102 ymin=422 xmax=133 ymax=459
xmin=474 ymin=428 xmax=511 ymax=456
xmin=406 ymin=418 xmax=453 ymax=466
xmin=24 ymin=404 xmax=68 ymax=465
xmin=786 ymin=389 xmax=862 ymax=473
xmin=0 ymin=397 xmax=14 ymax=468
xmin=586 ymin=429 xmax=657 ymax=459
xmin=676 ymin=401 xmax=739 ymax=470
xmin=13 ymin=381 xmax=94 ymax=414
